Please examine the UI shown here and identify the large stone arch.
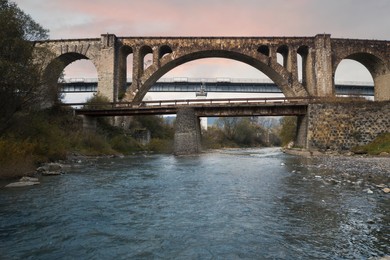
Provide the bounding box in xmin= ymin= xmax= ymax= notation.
xmin=43 ymin=52 xmax=95 ymax=86
xmin=333 ymin=51 xmax=390 ymax=100
xmin=130 ymin=49 xmax=308 ymax=102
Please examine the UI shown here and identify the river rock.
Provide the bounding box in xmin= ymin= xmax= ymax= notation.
xmin=42 ymin=171 xmax=62 ymax=176
xmin=20 ymin=177 xmax=39 ymax=182
xmin=382 ymin=188 xmax=390 ymax=194
xmin=5 ymin=177 xmax=40 ymax=188
xmin=37 ymin=163 xmax=65 ymax=176
xmin=364 ymin=188 xmax=374 ymax=194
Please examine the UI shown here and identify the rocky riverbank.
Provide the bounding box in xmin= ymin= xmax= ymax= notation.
xmin=285 ymin=148 xmax=390 ymax=194
xmin=2 ymin=153 xmax=128 ymax=188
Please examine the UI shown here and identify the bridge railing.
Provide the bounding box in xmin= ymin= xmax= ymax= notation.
xmin=64 ymin=97 xmax=314 ymax=110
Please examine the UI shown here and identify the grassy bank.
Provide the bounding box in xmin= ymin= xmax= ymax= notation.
xmin=0 ymin=106 xmax=174 ymax=179
xmin=352 ymin=133 xmax=390 ymax=155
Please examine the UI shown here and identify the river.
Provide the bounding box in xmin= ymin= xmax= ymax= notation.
xmin=0 ymin=148 xmax=389 ymax=259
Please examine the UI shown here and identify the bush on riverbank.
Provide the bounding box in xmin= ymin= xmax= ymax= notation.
xmin=351 ymin=133 xmax=390 ymax=155
xmin=0 ymin=138 xmax=36 ymax=179
xmin=202 ymin=117 xmax=281 ymax=149
xmin=0 ymin=105 xmax=176 ymax=179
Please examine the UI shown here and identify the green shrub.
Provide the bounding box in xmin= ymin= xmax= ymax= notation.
xmin=0 ymin=138 xmax=36 ymax=179
xmin=352 ymin=133 xmax=390 ymax=155
xmin=76 ymin=132 xmax=116 ymax=156
xmin=84 ymin=94 xmax=112 ymax=109
xmin=146 ymin=138 xmax=173 ymax=153
xmin=279 ymin=116 xmax=297 ymax=147
xmin=110 ymin=135 xmax=142 ymax=154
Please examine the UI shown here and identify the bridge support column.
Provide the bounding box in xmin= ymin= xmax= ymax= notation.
xmin=82 ymin=116 xmax=97 ymax=132
xmin=375 ymin=73 xmax=390 ymax=101
xmin=96 ymin=34 xmax=119 ymax=102
xmin=174 ymin=108 xmax=202 ymax=155
xmin=313 ymin=34 xmax=333 ymax=97
xmin=295 ymin=115 xmax=308 ymax=148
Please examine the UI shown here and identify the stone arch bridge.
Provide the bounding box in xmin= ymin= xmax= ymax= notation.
xmin=36 ymin=34 xmax=390 ymax=103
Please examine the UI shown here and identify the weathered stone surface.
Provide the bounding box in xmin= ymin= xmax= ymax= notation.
xmin=307 ymin=102 xmax=390 ymax=150
xmin=37 ymin=163 xmax=63 ymax=172
xmin=35 ymin=34 xmax=390 ymax=104
xmin=37 ymin=163 xmax=65 ymax=175
xmin=174 ymin=108 xmax=202 ymax=155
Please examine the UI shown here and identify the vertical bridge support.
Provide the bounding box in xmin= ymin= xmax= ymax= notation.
xmin=295 ymin=115 xmax=308 ymax=148
xmin=174 ymin=108 xmax=202 ymax=155
xmin=82 ymin=116 xmax=97 ymax=132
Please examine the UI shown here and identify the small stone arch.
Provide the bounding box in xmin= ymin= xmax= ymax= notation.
xmin=159 ymin=45 xmax=173 ymax=59
xmin=257 ymin=45 xmax=270 ymax=57
xmin=277 ymin=45 xmax=289 ymax=67
xmin=297 ymin=45 xmax=309 ymax=85
xmin=130 ymin=49 xmax=308 ymax=102
xmin=118 ymin=45 xmax=134 ymax=97
xmin=333 ymin=52 xmax=389 ymax=100
xmin=140 ymin=45 xmax=153 ymax=71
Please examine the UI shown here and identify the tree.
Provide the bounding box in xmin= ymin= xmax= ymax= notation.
xmin=0 ymin=0 xmax=58 ymax=134
xmin=279 ymin=116 xmax=297 ymax=146
xmin=217 ymin=117 xmax=239 ymax=140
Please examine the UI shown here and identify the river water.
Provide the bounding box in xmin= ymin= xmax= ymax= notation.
xmin=0 ymin=148 xmax=389 ymax=259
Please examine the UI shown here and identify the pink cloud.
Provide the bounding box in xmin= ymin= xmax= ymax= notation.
xmin=13 ymin=0 xmax=387 ymax=83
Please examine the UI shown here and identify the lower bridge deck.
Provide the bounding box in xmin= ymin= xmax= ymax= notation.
xmin=71 ymin=97 xmax=310 ymax=117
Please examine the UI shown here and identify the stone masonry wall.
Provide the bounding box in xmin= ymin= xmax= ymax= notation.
xmin=307 ymin=102 xmax=390 ymax=150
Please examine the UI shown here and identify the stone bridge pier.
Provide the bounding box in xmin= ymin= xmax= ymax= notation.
xmin=174 ymin=108 xmax=202 ymax=155
xmin=173 ymin=107 xmax=309 ymax=155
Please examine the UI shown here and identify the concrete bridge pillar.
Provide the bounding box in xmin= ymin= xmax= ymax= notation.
xmin=174 ymin=108 xmax=202 ymax=155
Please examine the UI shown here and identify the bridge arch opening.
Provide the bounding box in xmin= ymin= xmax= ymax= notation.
xmin=46 ymin=52 xmax=99 ymax=104
xmin=140 ymin=46 xmax=153 ymax=71
xmin=132 ymin=49 xmax=307 ymax=103
xmin=334 ymin=56 xmax=375 ymax=100
xmin=277 ymin=45 xmax=289 ymax=68
xmin=159 ymin=45 xmax=173 ymax=59
xmin=119 ymin=45 xmax=133 ymax=99
xmin=257 ymin=45 xmax=270 ymax=57
xmin=142 ymin=57 xmax=284 ymax=101
xmin=297 ymin=46 xmax=309 ymax=85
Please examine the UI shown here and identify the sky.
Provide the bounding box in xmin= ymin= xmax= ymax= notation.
xmin=13 ymin=0 xmax=389 ymax=82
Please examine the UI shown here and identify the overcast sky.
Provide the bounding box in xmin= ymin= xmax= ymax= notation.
xmin=13 ymin=0 xmax=389 ymax=82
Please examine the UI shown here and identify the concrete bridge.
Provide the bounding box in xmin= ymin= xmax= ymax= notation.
xmin=70 ymin=97 xmax=390 ymax=155
xmin=72 ymin=97 xmax=310 ymax=155
xmin=59 ymin=78 xmax=375 ymax=97
xmin=36 ymin=34 xmax=390 ymax=102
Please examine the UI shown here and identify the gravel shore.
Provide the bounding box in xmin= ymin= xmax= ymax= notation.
xmin=313 ymin=155 xmax=390 ymax=177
